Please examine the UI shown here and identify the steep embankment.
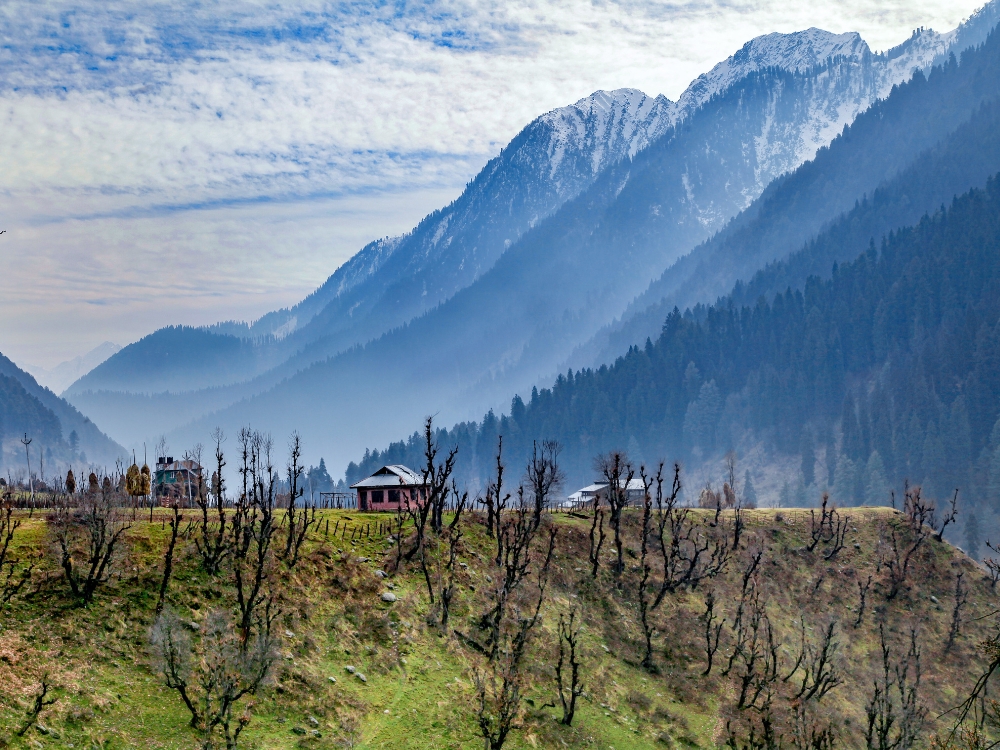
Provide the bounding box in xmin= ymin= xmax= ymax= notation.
xmin=0 ymin=505 xmax=993 ymax=748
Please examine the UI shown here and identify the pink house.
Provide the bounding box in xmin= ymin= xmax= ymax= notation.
xmin=350 ymin=465 xmax=427 ymax=512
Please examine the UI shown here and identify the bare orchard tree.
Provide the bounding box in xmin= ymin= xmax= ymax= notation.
xmin=650 ymin=463 xmax=729 ymax=607
xmin=477 ymin=488 xmax=558 ymax=660
xmin=934 ymin=489 xmax=960 ymax=543
xmin=1 ymin=500 xmax=32 ymax=607
xmin=14 ymin=675 xmax=57 ymax=739
xmin=526 ymin=440 xmax=563 ymax=530
xmin=437 ymin=484 xmax=468 ymax=630
xmin=281 ymin=432 xmax=316 ymax=568
xmin=156 ymin=504 xmax=183 ymax=615
xmin=473 ymin=521 xmax=557 ymax=750
xmin=422 ymin=416 xmax=459 ymax=536
xmin=195 ymin=430 xmax=229 ymax=575
xmin=151 ymin=607 xmax=280 ymax=750
xmin=484 ymin=437 xmax=511 ymax=561
xmin=230 ymin=428 xmax=280 ymax=646
xmin=406 ymin=418 xmax=458 ymax=602
xmin=865 ymin=625 xmax=925 ymax=750
xmin=807 ymin=495 xmax=851 ymax=560
xmin=587 ymin=500 xmax=606 ymax=579
xmin=50 ymin=477 xmax=131 ymax=604
xmin=637 ymin=466 xmax=656 ymax=671
xmin=595 ymin=451 xmax=634 ymax=580
xmin=946 ymin=571 xmax=968 ymax=652
xmin=555 ymin=608 xmax=583 ymax=726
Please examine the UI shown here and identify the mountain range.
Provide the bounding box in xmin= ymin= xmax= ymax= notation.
xmin=60 ymin=1 xmax=1000 ymax=481
xmin=0 ymin=351 xmax=124 ymax=477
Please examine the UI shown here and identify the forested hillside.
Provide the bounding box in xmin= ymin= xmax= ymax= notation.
xmin=0 ymin=353 xmax=123 ymax=476
xmin=350 ymin=174 xmax=1000 ymax=547
xmin=590 ymin=28 xmax=1000 ymax=368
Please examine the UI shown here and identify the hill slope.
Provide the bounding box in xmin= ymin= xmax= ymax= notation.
xmin=0 ymin=504 xmax=993 ymax=748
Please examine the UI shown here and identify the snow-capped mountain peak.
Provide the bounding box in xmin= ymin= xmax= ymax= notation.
xmin=538 ymin=88 xmax=674 ymax=177
xmin=676 ymin=29 xmax=869 ymax=118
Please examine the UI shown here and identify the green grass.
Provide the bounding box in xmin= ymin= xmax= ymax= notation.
xmin=0 ymin=505 xmax=994 ymax=748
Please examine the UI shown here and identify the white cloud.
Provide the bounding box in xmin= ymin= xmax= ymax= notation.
xmin=0 ymin=0 xmax=985 ymax=367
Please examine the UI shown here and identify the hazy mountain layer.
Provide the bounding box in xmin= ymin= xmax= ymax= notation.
xmin=0 ymin=352 xmax=124 ymax=473
xmin=67 ymin=12 xmax=994 ymax=466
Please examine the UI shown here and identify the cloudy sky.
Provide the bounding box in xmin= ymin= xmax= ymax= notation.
xmin=0 ymin=0 xmax=985 ymax=370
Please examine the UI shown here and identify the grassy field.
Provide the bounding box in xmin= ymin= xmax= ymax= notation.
xmin=0 ymin=503 xmax=994 ymax=749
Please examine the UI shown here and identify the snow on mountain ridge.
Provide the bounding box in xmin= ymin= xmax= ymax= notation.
xmin=538 ymin=88 xmax=674 ymax=179
xmin=236 ymin=21 xmax=976 ymax=342
xmin=675 ymin=30 xmax=867 ymax=119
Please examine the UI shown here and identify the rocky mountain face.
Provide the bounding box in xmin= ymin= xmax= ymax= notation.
xmin=65 ymin=5 xmax=1000 ymax=471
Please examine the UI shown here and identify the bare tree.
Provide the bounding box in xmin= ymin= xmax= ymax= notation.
xmin=637 ymin=467 xmax=656 ymax=670
xmin=935 ymin=489 xmax=959 ymax=543
xmin=650 ymin=463 xmax=729 ymax=606
xmin=14 ymin=675 xmax=56 ymax=738
xmin=855 ymin=573 xmax=873 ymax=628
xmin=526 ymin=440 xmax=563 ymax=530
xmin=20 ymin=434 xmax=33 ymax=506
xmin=156 ymin=504 xmax=183 ymax=615
xmin=865 ymin=625 xmax=925 ymax=750
xmin=786 ymin=621 xmax=843 ymax=703
xmin=879 ymin=519 xmax=929 ymax=601
xmin=477 ymin=490 xmax=558 ymax=660
xmin=437 ymin=484 xmax=468 ymax=630
xmin=281 ymin=433 xmax=316 ymax=568
xmin=230 ymin=429 xmax=280 ymax=646
xmin=195 ymin=430 xmax=229 ymax=575
xmin=473 ymin=524 xmax=556 ymax=750
xmin=0 ymin=500 xmax=32 ymax=606
xmin=484 ymin=437 xmax=511 ymax=564
xmin=732 ymin=589 xmax=780 ymax=712
xmin=722 ymin=547 xmax=764 ymax=678
xmin=420 ymin=417 xmax=458 ymax=536
xmin=984 ymin=541 xmax=1000 ymax=587
xmin=151 ymin=607 xmax=280 ymax=750
xmin=879 ymin=487 xmax=932 ymax=600
xmin=51 ymin=478 xmax=131 ymax=604
xmin=807 ymin=495 xmax=850 ymax=559
xmin=405 ymin=418 xmax=458 ymax=602
xmin=701 ymin=590 xmax=724 ymax=676
xmin=946 ymin=571 xmax=968 ymax=652
xmin=587 ymin=502 xmax=605 ymax=579
xmin=595 ymin=451 xmax=634 ymax=580
xmin=555 ymin=608 xmax=583 ymax=726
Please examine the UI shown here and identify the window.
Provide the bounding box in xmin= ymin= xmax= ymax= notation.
xmin=372 ymin=490 xmax=384 ymax=504
xmin=389 ymin=489 xmax=400 ymax=504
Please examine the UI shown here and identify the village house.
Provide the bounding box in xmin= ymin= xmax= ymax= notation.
xmin=350 ymin=465 xmax=427 ymax=512
xmin=154 ymin=456 xmax=203 ymax=502
xmin=565 ymin=478 xmax=647 ymax=509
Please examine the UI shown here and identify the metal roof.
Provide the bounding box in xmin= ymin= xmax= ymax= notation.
xmin=570 ymin=479 xmax=646 ymax=495
xmin=350 ymin=464 xmax=425 ymax=489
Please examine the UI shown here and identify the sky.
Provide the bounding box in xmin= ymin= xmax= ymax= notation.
xmin=0 ymin=0 xmax=986 ymax=370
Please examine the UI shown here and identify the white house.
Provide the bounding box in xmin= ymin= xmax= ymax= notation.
xmin=565 ymin=479 xmax=647 ymax=509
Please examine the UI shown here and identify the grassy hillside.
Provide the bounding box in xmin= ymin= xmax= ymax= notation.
xmin=0 ymin=501 xmax=994 ymax=749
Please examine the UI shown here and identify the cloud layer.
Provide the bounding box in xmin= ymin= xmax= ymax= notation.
xmin=0 ymin=0 xmax=985 ymax=368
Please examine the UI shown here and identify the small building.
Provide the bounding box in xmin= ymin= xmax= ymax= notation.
xmin=565 ymin=479 xmax=647 ymax=509
xmin=350 ymin=465 xmax=427 ymax=512
xmin=155 ymin=457 xmax=203 ymax=501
